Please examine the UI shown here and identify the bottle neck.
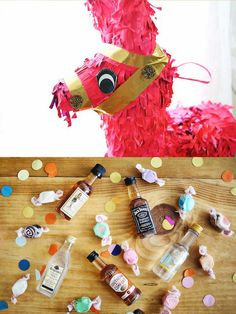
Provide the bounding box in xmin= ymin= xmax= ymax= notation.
xmin=127 ymin=183 xmax=141 ymax=200
xmin=62 ymin=240 xmax=74 ymax=251
xmin=178 ymin=229 xmax=199 ymax=251
xmin=91 ymin=256 xmax=107 ymax=272
xmin=84 ymin=173 xmax=98 ymax=186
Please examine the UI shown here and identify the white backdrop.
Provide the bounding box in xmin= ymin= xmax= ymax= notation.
xmin=0 ymin=0 xmax=234 ymax=156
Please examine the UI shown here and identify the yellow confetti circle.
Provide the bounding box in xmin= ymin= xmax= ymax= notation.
xmin=17 ymin=169 xmax=29 ymax=181
xmin=232 ymin=273 xmax=236 ymax=283
xmin=110 ymin=172 xmax=122 ymax=184
xmin=231 ymin=187 xmax=236 ymax=196
xmin=192 ymin=157 xmax=204 ymax=167
xmin=32 ymin=159 xmax=43 ymax=171
xmin=105 ymin=200 xmax=116 ymax=213
xmin=151 ymin=157 xmax=162 ymax=168
xmin=22 ymin=206 xmax=34 ymax=218
xmin=162 ymin=219 xmax=174 ymax=231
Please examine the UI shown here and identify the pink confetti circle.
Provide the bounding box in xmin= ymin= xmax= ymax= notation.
xmin=182 ymin=276 xmax=194 ymax=288
xmin=203 ymin=294 xmax=215 ymax=307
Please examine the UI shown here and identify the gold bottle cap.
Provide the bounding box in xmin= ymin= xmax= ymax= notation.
xmin=67 ymin=235 xmax=77 ymax=243
xmin=191 ymin=223 xmax=203 ymax=234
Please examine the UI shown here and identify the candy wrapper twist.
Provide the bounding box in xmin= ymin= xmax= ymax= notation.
xmin=121 ymin=241 xmax=140 ymax=276
xmin=199 ymin=245 xmax=216 ymax=279
xmin=16 ymin=225 xmax=49 ymax=238
xmin=31 ymin=190 xmax=63 ymax=206
xmin=67 ymin=296 xmax=101 ymax=313
xmin=11 ymin=274 xmax=30 ymax=304
xmin=160 ymin=285 xmax=181 ymax=314
xmin=136 ymin=164 xmax=165 ymax=186
xmin=209 ymin=208 xmax=234 ymax=236
xmin=93 ymin=215 xmax=112 ymax=246
xmin=178 ymin=186 xmax=196 ymax=219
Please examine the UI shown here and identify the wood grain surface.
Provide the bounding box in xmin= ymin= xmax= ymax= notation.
xmin=0 ymin=157 xmax=235 ymax=314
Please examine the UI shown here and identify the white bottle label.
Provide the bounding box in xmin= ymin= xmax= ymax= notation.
xmin=60 ymin=187 xmax=89 ymax=218
xmin=109 ymin=273 xmax=129 ymax=293
xmin=40 ymin=264 xmax=64 ymax=294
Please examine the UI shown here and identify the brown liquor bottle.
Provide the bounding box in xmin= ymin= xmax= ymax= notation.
xmin=124 ymin=176 xmax=156 ymax=238
xmin=87 ymin=251 xmax=141 ymax=306
xmin=56 ymin=164 xmax=106 ymax=220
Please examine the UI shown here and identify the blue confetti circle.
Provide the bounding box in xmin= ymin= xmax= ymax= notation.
xmin=15 ymin=236 xmax=27 ymax=247
xmin=18 ymin=259 xmax=30 ymax=271
xmin=0 ymin=300 xmax=8 ymax=310
xmin=109 ymin=244 xmax=122 ymax=256
xmin=1 ymin=185 xmax=13 ymax=197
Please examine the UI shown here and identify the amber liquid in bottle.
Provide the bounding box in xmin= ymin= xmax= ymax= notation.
xmin=87 ymin=251 xmax=141 ymax=306
xmin=125 ymin=177 xmax=156 ymax=238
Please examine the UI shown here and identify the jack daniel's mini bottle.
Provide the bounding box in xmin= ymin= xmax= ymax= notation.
xmin=124 ymin=177 xmax=156 ymax=238
xmin=56 ymin=164 xmax=106 ymax=220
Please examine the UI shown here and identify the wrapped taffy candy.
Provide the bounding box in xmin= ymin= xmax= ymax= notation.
xmin=199 ymin=245 xmax=216 ymax=279
xmin=178 ymin=186 xmax=196 ymax=220
xmin=122 ymin=241 xmax=140 ymax=276
xmin=67 ymin=296 xmax=101 ymax=313
xmin=209 ymin=208 xmax=234 ymax=236
xmin=11 ymin=274 xmax=30 ymax=304
xmin=31 ymin=190 xmax=63 ymax=206
xmin=136 ymin=164 xmax=165 ymax=186
xmin=93 ymin=215 xmax=112 ymax=246
xmin=160 ymin=286 xmax=181 ymax=314
xmin=16 ymin=225 xmax=49 ymax=238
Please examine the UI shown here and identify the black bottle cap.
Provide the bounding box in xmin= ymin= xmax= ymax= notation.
xmin=91 ymin=164 xmax=106 ymax=179
xmin=87 ymin=250 xmax=99 ymax=262
xmin=133 ymin=310 xmax=145 ymax=314
xmin=124 ymin=176 xmax=136 ymax=186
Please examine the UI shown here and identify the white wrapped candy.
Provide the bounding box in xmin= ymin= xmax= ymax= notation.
xmin=31 ymin=190 xmax=63 ymax=206
xmin=16 ymin=225 xmax=49 ymax=238
xmin=199 ymin=245 xmax=216 ymax=279
xmin=136 ymin=164 xmax=165 ymax=186
xmin=11 ymin=274 xmax=30 ymax=304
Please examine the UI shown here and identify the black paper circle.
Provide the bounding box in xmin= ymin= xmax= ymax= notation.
xmin=97 ymin=68 xmax=117 ymax=94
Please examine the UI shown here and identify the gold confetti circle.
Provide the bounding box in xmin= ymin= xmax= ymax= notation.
xmin=105 ymin=200 xmax=116 ymax=213
xmin=32 ymin=159 xmax=43 ymax=171
xmin=232 ymin=273 xmax=236 ymax=283
xmin=151 ymin=157 xmax=162 ymax=168
xmin=110 ymin=172 xmax=122 ymax=184
xmin=17 ymin=169 xmax=29 ymax=181
xmin=192 ymin=157 xmax=204 ymax=167
xmin=162 ymin=219 xmax=174 ymax=231
xmin=231 ymin=187 xmax=236 ymax=196
xmin=22 ymin=206 xmax=34 ymax=218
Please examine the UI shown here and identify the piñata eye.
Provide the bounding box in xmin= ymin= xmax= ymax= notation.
xmin=97 ymin=68 xmax=117 ymax=94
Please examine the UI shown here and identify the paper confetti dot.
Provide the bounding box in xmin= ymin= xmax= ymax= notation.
xmin=162 ymin=218 xmax=174 ymax=231
xmin=151 ymin=157 xmax=162 ymax=168
xmin=32 ymin=159 xmax=43 ymax=171
xmin=1 ymin=185 xmax=13 ymax=197
xmin=45 ymin=213 xmax=57 ymax=224
xmin=203 ymin=294 xmax=215 ymax=307
xmin=18 ymin=259 xmax=30 ymax=271
xmin=230 ymin=187 xmax=236 ymax=196
xmin=232 ymin=273 xmax=236 ymax=283
xmin=221 ymin=170 xmax=234 ymax=182
xmin=44 ymin=162 xmax=57 ymax=177
xmin=48 ymin=243 xmax=59 ymax=255
xmin=0 ymin=301 xmax=8 ymax=310
xmin=17 ymin=169 xmax=29 ymax=181
xmin=108 ymin=244 xmax=122 ymax=256
xmin=192 ymin=157 xmax=204 ymax=167
xmin=22 ymin=206 xmax=34 ymax=218
xmin=40 ymin=264 xmax=46 ymax=276
xmin=35 ymin=269 xmax=41 ymax=281
xmin=183 ymin=268 xmax=196 ymax=277
xmin=182 ymin=276 xmax=194 ymax=288
xmin=105 ymin=200 xmax=116 ymax=213
xmin=100 ymin=250 xmax=110 ymax=258
xmin=110 ymin=172 xmax=122 ymax=183
xmin=15 ymin=236 xmax=27 ymax=247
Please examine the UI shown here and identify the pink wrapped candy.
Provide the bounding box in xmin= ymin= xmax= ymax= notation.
xmin=199 ymin=245 xmax=216 ymax=279
xmin=209 ymin=208 xmax=234 ymax=236
xmin=136 ymin=164 xmax=165 ymax=186
xmin=121 ymin=241 xmax=140 ymax=276
xmin=160 ymin=286 xmax=181 ymax=314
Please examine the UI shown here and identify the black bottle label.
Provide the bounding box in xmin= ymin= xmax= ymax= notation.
xmin=131 ymin=204 xmax=156 ymax=234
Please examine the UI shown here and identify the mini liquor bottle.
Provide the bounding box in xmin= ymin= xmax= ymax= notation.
xmin=124 ymin=176 xmax=156 ymax=238
xmin=153 ymin=224 xmax=203 ymax=281
xmin=56 ymin=164 xmax=106 ymax=220
xmin=87 ymin=251 xmax=141 ymax=306
xmin=37 ymin=235 xmax=76 ymax=297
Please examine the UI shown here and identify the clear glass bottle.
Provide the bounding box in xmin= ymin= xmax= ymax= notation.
xmin=153 ymin=224 xmax=203 ymax=281
xmin=56 ymin=164 xmax=106 ymax=220
xmin=37 ymin=235 xmax=76 ymax=297
xmin=87 ymin=251 xmax=141 ymax=306
xmin=124 ymin=176 xmax=156 ymax=238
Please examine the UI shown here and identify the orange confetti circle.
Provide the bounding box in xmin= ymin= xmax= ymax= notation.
xmin=40 ymin=264 xmax=46 ymax=276
xmin=183 ymin=268 xmax=196 ymax=277
xmin=48 ymin=243 xmax=59 ymax=255
xmin=45 ymin=213 xmax=57 ymax=225
xmin=221 ymin=170 xmax=234 ymax=182
xmin=44 ymin=162 xmax=58 ymax=177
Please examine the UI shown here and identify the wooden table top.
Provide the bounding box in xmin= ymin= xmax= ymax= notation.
xmin=0 ymin=157 xmax=235 ymax=314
